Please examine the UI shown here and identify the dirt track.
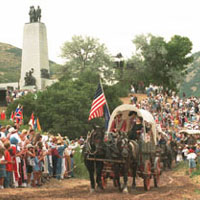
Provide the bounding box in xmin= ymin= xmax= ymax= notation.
xmin=0 ymin=94 xmax=196 ymax=200
xmin=120 ymin=93 xmax=147 ymax=104
xmin=0 ymin=169 xmax=200 ymax=200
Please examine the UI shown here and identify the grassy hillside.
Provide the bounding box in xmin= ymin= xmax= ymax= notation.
xmin=179 ymin=51 xmax=200 ymax=97
xmin=0 ymin=43 xmax=21 ymax=83
xmin=0 ymin=42 xmax=62 ymax=83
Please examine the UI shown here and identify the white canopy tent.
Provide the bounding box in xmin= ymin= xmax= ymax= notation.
xmin=179 ymin=129 xmax=200 ymax=135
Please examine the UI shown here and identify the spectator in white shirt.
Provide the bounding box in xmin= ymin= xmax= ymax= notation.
xmin=187 ymin=149 xmax=197 ymax=174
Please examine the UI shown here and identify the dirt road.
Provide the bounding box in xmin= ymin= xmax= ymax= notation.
xmin=120 ymin=94 xmax=147 ymax=104
xmin=0 ymin=169 xmax=200 ymax=200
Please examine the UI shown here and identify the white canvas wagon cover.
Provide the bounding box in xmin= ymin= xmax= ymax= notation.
xmin=107 ymin=104 xmax=157 ymax=144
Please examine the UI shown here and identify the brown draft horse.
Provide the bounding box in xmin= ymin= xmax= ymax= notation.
xmin=105 ymin=132 xmax=139 ymax=193
xmin=82 ymin=126 xmax=106 ymax=193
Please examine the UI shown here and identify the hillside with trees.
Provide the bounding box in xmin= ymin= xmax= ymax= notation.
xmin=6 ymin=71 xmax=122 ymax=138
xmin=5 ymin=34 xmax=198 ymax=138
xmin=0 ymin=35 xmax=199 ymax=97
xmin=125 ymin=34 xmax=193 ymax=93
xmin=0 ymin=42 xmax=62 ymax=83
xmin=0 ymin=42 xmax=21 ymax=83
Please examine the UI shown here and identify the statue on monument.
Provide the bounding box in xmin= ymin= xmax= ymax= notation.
xmin=24 ymin=68 xmax=36 ymax=86
xmin=36 ymin=6 xmax=42 ymax=22
xmin=29 ymin=5 xmax=42 ymax=23
xmin=29 ymin=6 xmax=35 ymax=23
xmin=41 ymin=69 xmax=50 ymax=79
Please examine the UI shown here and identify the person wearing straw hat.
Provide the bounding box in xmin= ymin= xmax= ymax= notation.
xmin=56 ymin=138 xmax=67 ymax=180
xmin=26 ymin=143 xmax=35 ymax=187
xmin=110 ymin=111 xmax=127 ymax=133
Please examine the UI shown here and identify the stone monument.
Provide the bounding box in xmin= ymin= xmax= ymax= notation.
xmin=20 ymin=6 xmax=50 ymax=90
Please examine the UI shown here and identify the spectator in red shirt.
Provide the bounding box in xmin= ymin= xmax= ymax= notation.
xmin=4 ymin=141 xmax=13 ymax=188
xmin=51 ymin=145 xmax=59 ymax=177
xmin=0 ymin=111 xmax=6 ymax=120
xmin=0 ymin=147 xmax=6 ymax=189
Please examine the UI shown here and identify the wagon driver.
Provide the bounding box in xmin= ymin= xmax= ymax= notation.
xmin=127 ymin=111 xmax=137 ymax=131
xmin=110 ymin=111 xmax=127 ymax=133
xmin=128 ymin=116 xmax=143 ymax=141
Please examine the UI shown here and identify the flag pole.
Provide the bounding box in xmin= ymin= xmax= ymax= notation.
xmin=99 ymin=79 xmax=111 ymax=132
xmin=99 ymin=78 xmax=110 ymax=116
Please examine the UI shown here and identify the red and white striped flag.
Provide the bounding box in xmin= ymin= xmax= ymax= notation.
xmin=10 ymin=112 xmax=14 ymax=121
xmin=28 ymin=113 xmax=35 ymax=129
xmin=88 ymin=83 xmax=106 ymax=120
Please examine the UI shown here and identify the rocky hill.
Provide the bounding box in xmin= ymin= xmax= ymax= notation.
xmin=0 ymin=42 xmax=62 ymax=83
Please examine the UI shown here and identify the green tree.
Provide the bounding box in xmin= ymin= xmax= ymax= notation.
xmin=7 ymin=71 xmax=121 ymax=139
xmin=49 ymin=62 xmax=63 ymax=79
xmin=61 ymin=35 xmax=115 ymax=81
xmin=130 ymin=34 xmax=193 ymax=91
xmin=165 ymin=35 xmax=193 ymax=90
xmin=125 ymin=55 xmax=148 ymax=92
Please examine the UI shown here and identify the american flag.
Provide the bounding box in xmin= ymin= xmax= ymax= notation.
xmin=88 ymin=83 xmax=107 ymax=120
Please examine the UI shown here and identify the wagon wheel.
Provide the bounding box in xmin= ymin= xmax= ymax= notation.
xmin=143 ymin=160 xmax=151 ymax=191
xmin=113 ymin=178 xmax=118 ymax=187
xmin=153 ymin=157 xmax=161 ymax=188
xmin=101 ymin=173 xmax=107 ymax=189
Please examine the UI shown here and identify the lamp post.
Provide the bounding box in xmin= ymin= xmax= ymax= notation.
xmin=115 ymin=53 xmax=124 ymax=80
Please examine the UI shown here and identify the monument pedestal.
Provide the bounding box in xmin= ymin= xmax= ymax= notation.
xmin=20 ymin=22 xmax=50 ymax=90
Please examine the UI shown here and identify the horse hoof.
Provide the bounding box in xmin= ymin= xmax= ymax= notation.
xmin=96 ymin=186 xmax=104 ymax=192
xmin=122 ymin=187 xmax=129 ymax=194
xmin=90 ymin=188 xmax=95 ymax=193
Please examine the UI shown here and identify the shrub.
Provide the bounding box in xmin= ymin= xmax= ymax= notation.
xmin=173 ymin=161 xmax=188 ymax=171
xmin=190 ymin=166 xmax=200 ymax=178
xmin=73 ymin=147 xmax=88 ymax=179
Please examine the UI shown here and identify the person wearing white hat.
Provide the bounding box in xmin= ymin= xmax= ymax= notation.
xmin=6 ymin=127 xmax=18 ymax=140
xmin=56 ymin=140 xmax=67 ymax=180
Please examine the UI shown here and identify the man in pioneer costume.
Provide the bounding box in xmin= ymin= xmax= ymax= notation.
xmin=109 ymin=111 xmax=127 ymax=133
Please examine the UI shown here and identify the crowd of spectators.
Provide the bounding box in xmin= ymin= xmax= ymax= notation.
xmin=1 ymin=84 xmax=200 ymax=189
xmin=6 ymin=89 xmax=36 ymax=104
xmin=130 ymin=85 xmax=200 ymax=173
xmin=0 ymin=124 xmax=84 ymax=189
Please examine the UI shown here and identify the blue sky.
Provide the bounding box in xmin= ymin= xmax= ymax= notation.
xmin=1 ymin=0 xmax=200 ymax=64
